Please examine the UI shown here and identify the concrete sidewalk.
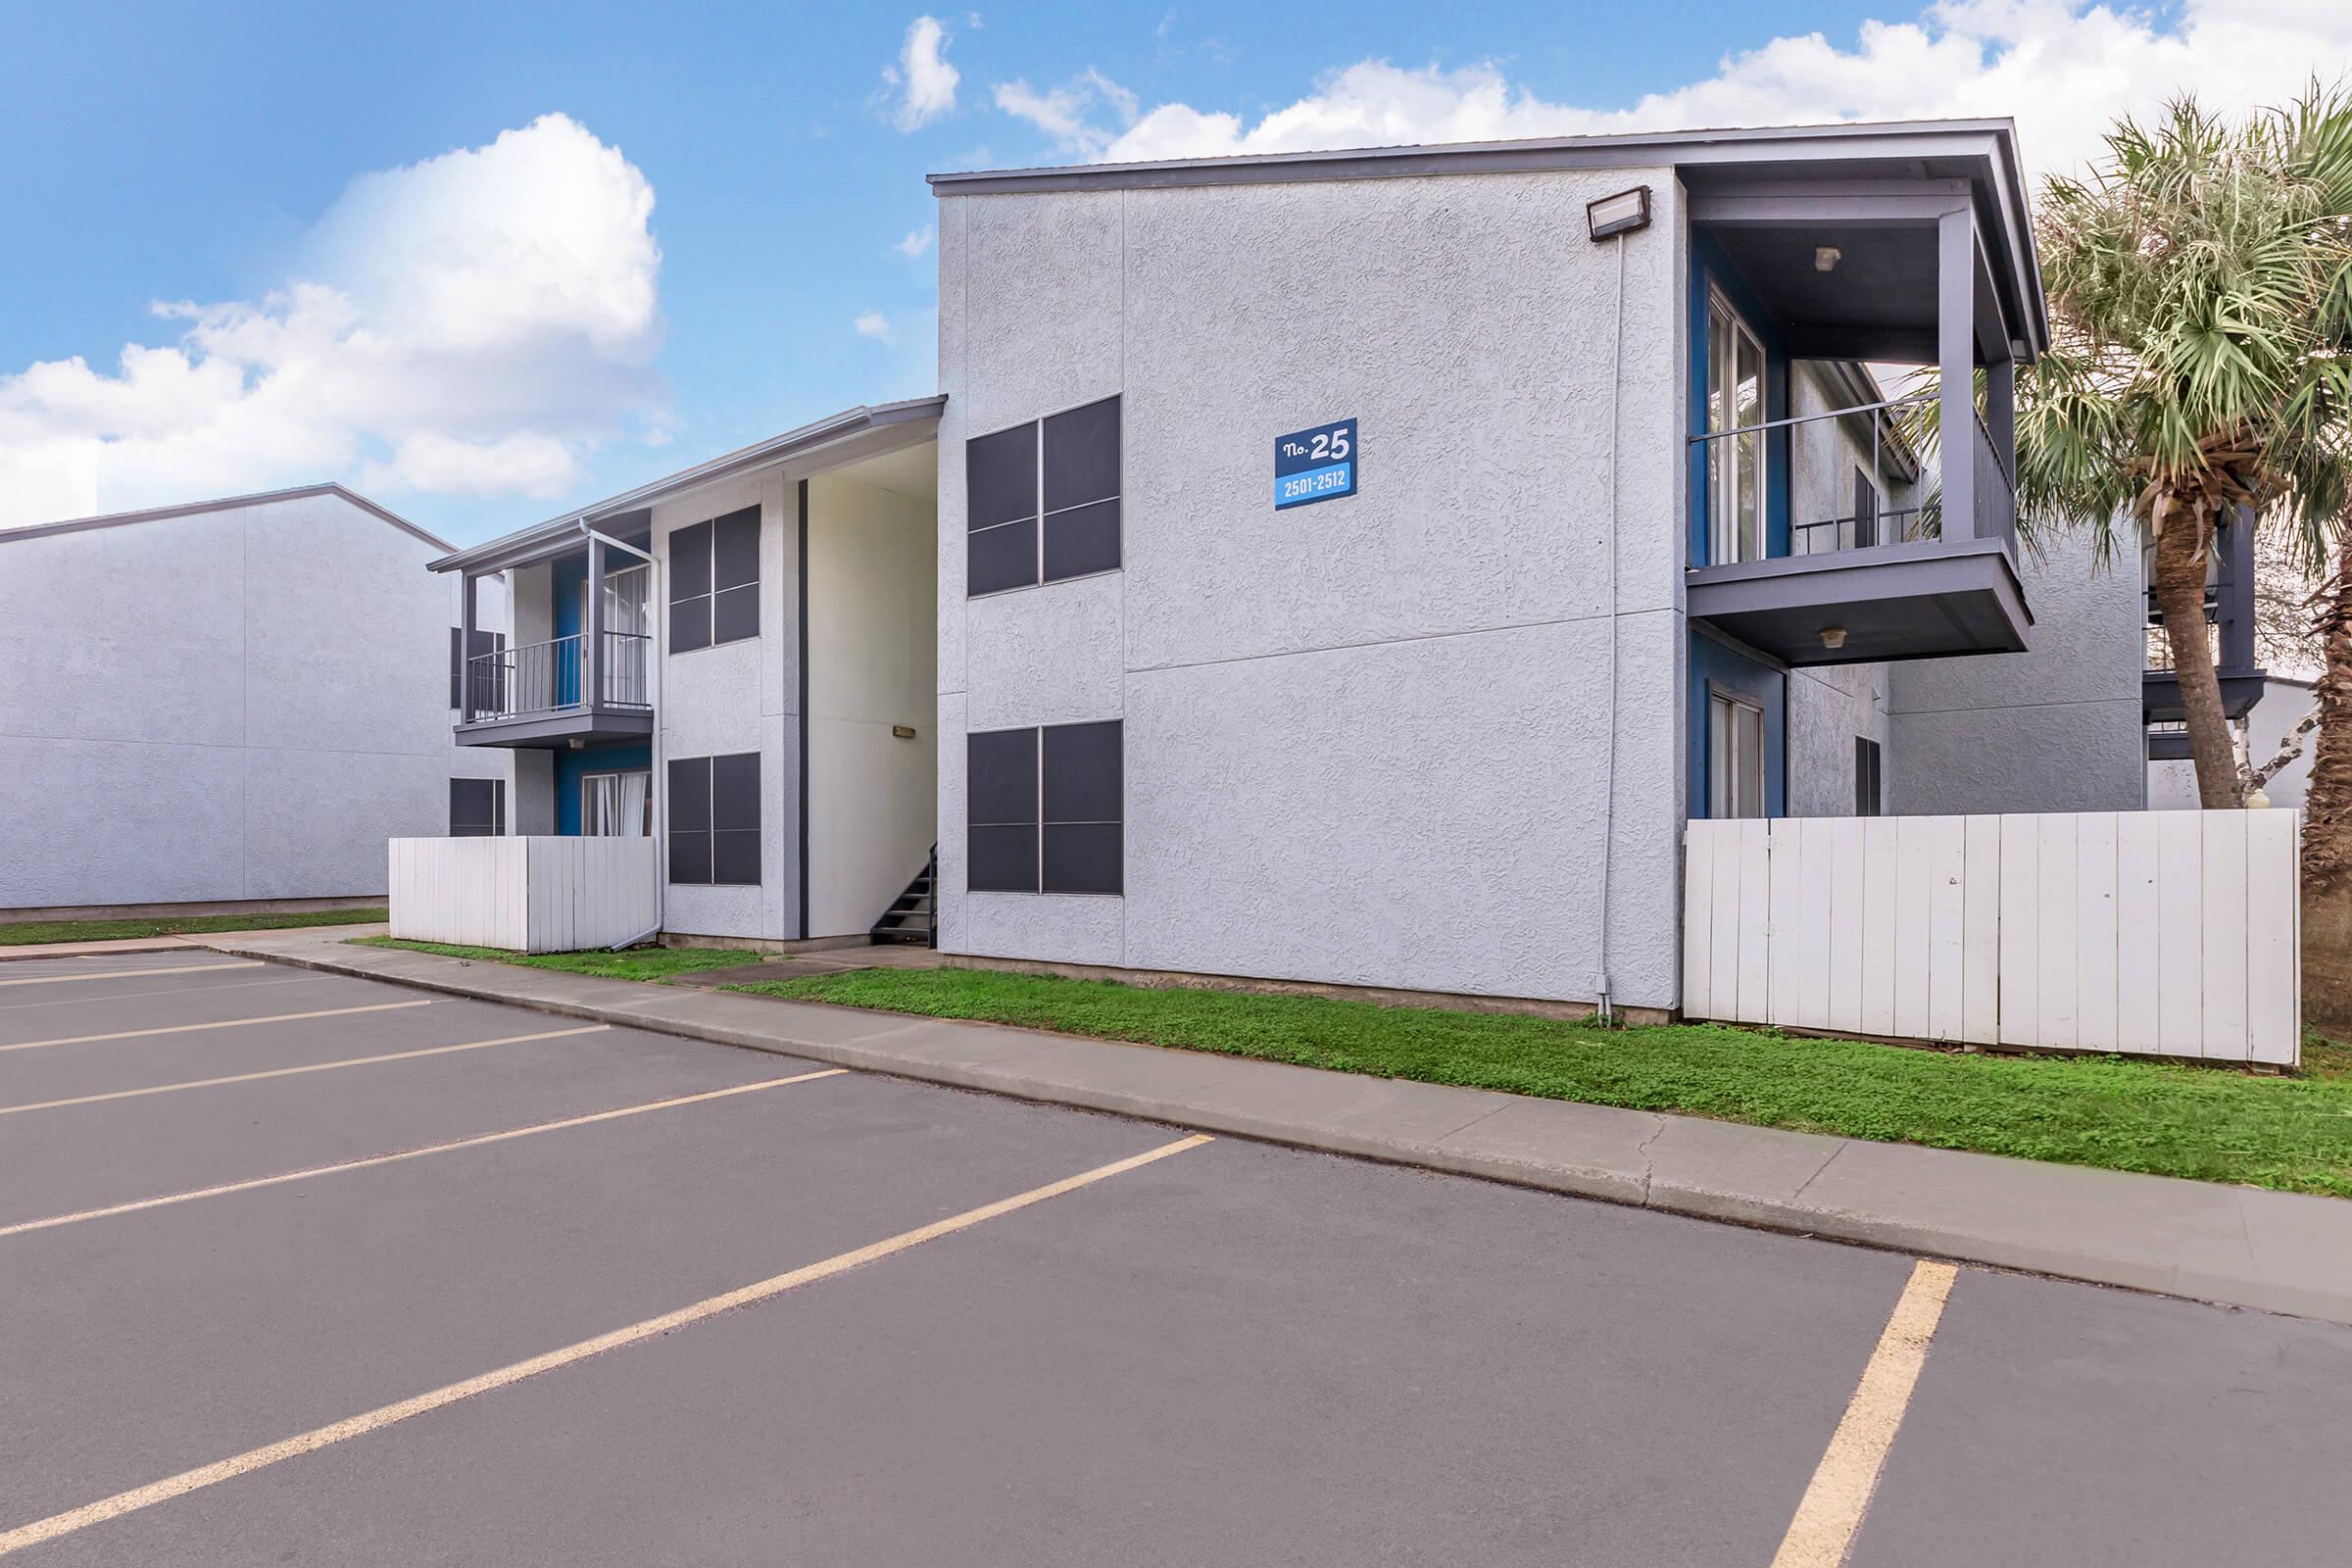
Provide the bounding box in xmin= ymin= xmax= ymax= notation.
xmin=208 ymin=927 xmax=2352 ymax=1326
xmin=0 ymin=923 xmax=392 ymax=962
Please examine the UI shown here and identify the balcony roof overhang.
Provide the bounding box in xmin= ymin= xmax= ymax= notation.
xmin=1687 ymin=537 xmax=2033 ymax=666
xmin=430 ymin=395 xmax=946 ymax=577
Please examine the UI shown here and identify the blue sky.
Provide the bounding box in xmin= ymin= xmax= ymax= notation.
xmin=2 ymin=0 xmax=2341 ymax=544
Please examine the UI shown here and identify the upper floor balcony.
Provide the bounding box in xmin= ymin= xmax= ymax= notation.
xmin=2142 ymin=508 xmax=2264 ymax=757
xmin=1680 ymin=168 xmax=2039 ymax=666
xmin=454 ymin=543 xmax=657 ymax=749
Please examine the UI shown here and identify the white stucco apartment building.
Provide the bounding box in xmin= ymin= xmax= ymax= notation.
xmin=0 ymin=485 xmax=511 ymax=916
xmin=423 ymin=119 xmax=2152 ymax=1015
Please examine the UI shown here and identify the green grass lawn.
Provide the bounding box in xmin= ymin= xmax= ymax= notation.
xmin=0 ymin=907 xmax=389 ymax=946
xmin=352 ymin=936 xmax=768 ymax=983
xmin=728 ymin=966 xmax=2352 ymax=1199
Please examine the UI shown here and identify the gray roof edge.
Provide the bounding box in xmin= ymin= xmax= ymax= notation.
xmin=927 ymin=117 xmax=2022 ymax=192
xmin=426 ymin=394 xmax=947 ymax=573
xmin=0 ymin=482 xmax=455 ymax=554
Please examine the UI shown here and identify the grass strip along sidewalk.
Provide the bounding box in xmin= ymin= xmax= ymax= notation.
xmin=1 ymin=907 xmax=389 ymax=946
xmin=724 ymin=966 xmax=2352 ymax=1200
xmin=355 ymin=937 xmax=768 ymax=983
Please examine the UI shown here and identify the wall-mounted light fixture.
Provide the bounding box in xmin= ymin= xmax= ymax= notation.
xmin=1819 ymin=626 xmax=1848 ymax=651
xmin=892 ymin=724 xmax=918 ymax=740
xmin=1587 ymin=186 xmax=1652 ymax=242
xmin=1814 ymin=246 xmax=1842 ymax=272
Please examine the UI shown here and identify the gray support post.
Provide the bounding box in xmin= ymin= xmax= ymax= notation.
xmin=586 ymin=532 xmax=607 ymax=709
xmin=459 ymin=571 xmax=477 ymax=723
xmin=1937 ymin=204 xmax=1978 ymax=541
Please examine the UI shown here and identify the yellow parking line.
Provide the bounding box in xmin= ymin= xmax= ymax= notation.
xmin=0 ymin=1025 xmax=610 ymax=1116
xmin=0 ymin=961 xmax=263 ymax=989
xmin=1769 ymin=1259 xmax=1958 ymax=1568
xmin=0 ymin=1000 xmax=431 ymax=1054
xmin=0 ymin=1131 xmax=1213 ymax=1556
xmin=0 ymin=1068 xmax=850 ymax=1239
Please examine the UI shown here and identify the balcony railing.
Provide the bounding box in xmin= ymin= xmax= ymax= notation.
xmin=465 ymin=630 xmax=651 ymax=722
xmin=1691 ymin=391 xmax=2018 ymax=563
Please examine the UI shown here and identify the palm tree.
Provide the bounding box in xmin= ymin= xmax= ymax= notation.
xmin=2008 ymin=90 xmax=2352 ymax=808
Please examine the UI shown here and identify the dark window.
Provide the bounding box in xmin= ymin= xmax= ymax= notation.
xmin=1852 ymin=467 xmax=1881 ymax=549
xmin=965 ymin=396 xmax=1120 ymax=597
xmin=966 ymin=727 xmax=1039 ymax=893
xmin=965 ymin=720 xmax=1121 ymax=895
xmin=451 ymin=628 xmax=505 ymax=711
xmin=1855 ymin=737 xmax=1883 ymax=817
xmin=449 ymin=778 xmax=505 ymax=837
xmin=669 ymin=507 xmax=760 ymax=654
xmin=668 ymin=753 xmax=760 ymax=886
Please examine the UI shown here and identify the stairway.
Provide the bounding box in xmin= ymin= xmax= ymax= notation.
xmin=869 ymin=846 xmax=938 ymax=947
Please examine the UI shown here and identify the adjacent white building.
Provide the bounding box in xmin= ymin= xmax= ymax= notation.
xmin=0 ymin=485 xmax=511 ymax=916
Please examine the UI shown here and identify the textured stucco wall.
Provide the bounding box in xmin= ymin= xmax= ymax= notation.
xmin=1887 ymin=523 xmax=2147 ymax=814
xmin=937 ymin=167 xmax=1689 ymax=1006
xmin=0 ymin=492 xmax=509 ymax=908
xmin=652 ymin=469 xmax=798 ymax=940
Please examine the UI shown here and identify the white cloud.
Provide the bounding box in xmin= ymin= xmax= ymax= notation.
xmin=1006 ymin=1 xmax=2352 ymax=180
xmin=896 ymin=224 xmax=936 ymax=258
xmin=994 ymin=69 xmax=1141 ymax=158
xmin=0 ymin=113 xmax=663 ymax=520
xmin=855 ymin=311 xmax=897 ymax=344
xmin=884 ymin=16 xmax=961 ymax=132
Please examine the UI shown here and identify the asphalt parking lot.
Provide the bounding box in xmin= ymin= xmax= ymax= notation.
xmin=3 ymin=949 xmax=2349 ymax=1565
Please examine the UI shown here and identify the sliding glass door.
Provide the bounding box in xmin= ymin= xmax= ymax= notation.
xmin=1706 ymin=294 xmax=1767 ymax=565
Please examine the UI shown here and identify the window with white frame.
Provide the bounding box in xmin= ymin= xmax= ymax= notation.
xmin=1706 ymin=294 xmax=1767 ymax=565
xmin=1708 ymin=689 xmax=1765 ymax=819
xmin=581 ymin=769 xmax=652 ymax=836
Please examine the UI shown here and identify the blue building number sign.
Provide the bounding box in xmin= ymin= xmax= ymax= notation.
xmin=1274 ymin=417 xmax=1357 ymax=510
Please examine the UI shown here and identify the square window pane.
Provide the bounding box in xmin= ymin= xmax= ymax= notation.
xmin=967 ymin=517 xmax=1038 ymax=597
xmin=1043 ymin=396 xmax=1120 ymax=513
xmin=668 ymin=520 xmax=710 ymax=601
xmin=967 ymin=422 xmax=1038 ymax=531
xmin=669 ymin=594 xmax=711 ymax=654
xmin=667 ymin=757 xmax=710 ymax=832
xmin=668 ymin=831 xmax=711 ymax=885
xmin=711 ymin=752 xmax=760 ymax=831
xmin=967 ymin=728 xmax=1038 ymax=826
xmin=1043 ymin=823 xmax=1122 ymax=895
xmin=1042 ymin=720 xmax=1121 ymax=825
xmin=711 ymin=582 xmax=760 ymax=645
xmin=711 ymin=828 xmax=761 ymax=886
xmin=967 ymin=824 xmax=1039 ymax=893
xmin=1042 ymin=499 xmax=1120 ymax=583
xmin=712 ymin=507 xmax=760 ymax=591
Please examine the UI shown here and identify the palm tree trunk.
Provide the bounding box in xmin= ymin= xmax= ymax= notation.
xmin=2150 ymin=503 xmax=2244 ymax=808
xmin=2302 ymin=542 xmax=2352 ymax=1033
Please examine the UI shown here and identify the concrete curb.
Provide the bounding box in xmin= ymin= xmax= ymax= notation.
xmin=211 ymin=932 xmax=2352 ymax=1326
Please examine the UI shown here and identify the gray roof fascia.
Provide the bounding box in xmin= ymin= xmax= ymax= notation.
xmin=930 ymin=118 xmax=2048 ymax=357
xmin=427 ymin=395 xmax=947 ymax=575
xmin=0 ymin=482 xmax=455 ymax=554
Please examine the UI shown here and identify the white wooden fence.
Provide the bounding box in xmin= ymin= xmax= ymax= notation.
xmin=1683 ymin=811 xmax=2301 ymax=1065
xmin=388 ymin=837 xmax=660 ymax=955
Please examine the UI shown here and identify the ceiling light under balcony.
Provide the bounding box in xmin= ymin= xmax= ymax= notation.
xmin=1820 ymin=626 xmax=1848 ymax=650
xmin=1815 ymin=246 xmax=1842 ymax=272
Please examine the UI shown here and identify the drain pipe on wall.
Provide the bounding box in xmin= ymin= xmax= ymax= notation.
xmin=579 ymin=519 xmax=665 ymax=951
xmin=1585 ymin=186 xmax=1649 ymax=1024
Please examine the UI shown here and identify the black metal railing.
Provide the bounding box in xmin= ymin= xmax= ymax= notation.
xmin=464 ymin=630 xmax=653 ymax=722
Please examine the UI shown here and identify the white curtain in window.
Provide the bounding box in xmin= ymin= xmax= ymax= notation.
xmin=618 ymin=769 xmax=650 ymax=837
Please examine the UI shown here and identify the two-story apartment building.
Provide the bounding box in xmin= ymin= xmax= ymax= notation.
xmin=424 ymin=118 xmax=2146 ymax=1016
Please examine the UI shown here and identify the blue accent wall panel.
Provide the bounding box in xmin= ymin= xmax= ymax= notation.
xmin=1687 ymin=631 xmax=1786 ymax=819
xmin=554 ymin=741 xmax=653 ymax=836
